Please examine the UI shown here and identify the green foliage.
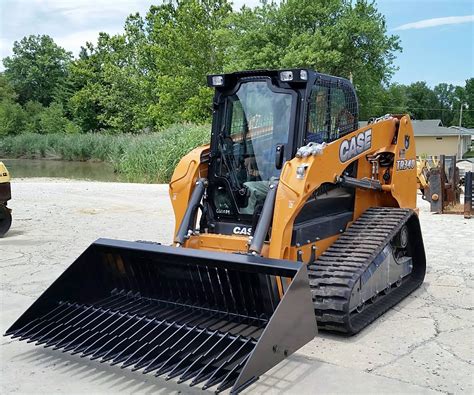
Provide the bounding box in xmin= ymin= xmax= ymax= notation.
xmin=3 ymin=35 xmax=72 ymax=106
xmin=23 ymin=101 xmax=45 ymax=133
xmin=1 ymin=1 xmax=471 ymax=143
xmin=0 ymin=99 xmax=26 ymax=136
xmin=405 ymin=82 xmax=439 ymax=120
xmin=143 ymin=0 xmax=231 ymax=127
xmin=0 ymin=1 xmax=404 ymax=134
xmin=0 ymin=132 xmax=120 ymax=160
xmin=365 ymin=78 xmax=474 ymax=126
xmin=222 ymin=0 xmax=401 ymax=116
xmin=113 ymin=124 xmax=210 ymax=182
xmin=66 ymin=31 xmax=153 ymax=133
xmin=0 ymin=75 xmax=26 ymax=135
xmin=0 ymin=76 xmax=82 ymax=135
xmin=38 ymin=102 xmax=71 ymax=134
xmin=0 ymin=124 xmax=210 ymax=182
xmin=0 ymin=74 xmax=17 ymax=102
xmin=463 ymin=150 xmax=474 ymax=158
xmin=461 ymin=78 xmax=474 ymax=128
xmin=363 ymin=83 xmax=408 ymax=120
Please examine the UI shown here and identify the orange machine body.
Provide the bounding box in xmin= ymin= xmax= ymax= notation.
xmin=169 ymin=115 xmax=417 ymax=262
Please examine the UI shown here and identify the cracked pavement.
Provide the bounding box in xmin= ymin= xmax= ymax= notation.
xmin=0 ymin=178 xmax=473 ymax=394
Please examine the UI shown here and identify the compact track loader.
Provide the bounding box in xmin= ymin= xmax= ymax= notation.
xmin=0 ymin=161 xmax=12 ymax=236
xmin=6 ymin=69 xmax=426 ymax=393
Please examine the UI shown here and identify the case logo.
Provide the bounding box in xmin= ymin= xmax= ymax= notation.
xmin=339 ymin=129 xmax=372 ymax=162
xmin=233 ymin=226 xmax=252 ymax=235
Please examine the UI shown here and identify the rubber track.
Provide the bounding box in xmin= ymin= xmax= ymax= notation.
xmin=307 ymin=207 xmax=424 ymax=335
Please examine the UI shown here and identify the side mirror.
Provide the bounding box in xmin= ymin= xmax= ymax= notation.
xmin=275 ymin=144 xmax=285 ymax=170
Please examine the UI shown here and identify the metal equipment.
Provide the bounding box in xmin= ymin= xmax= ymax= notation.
xmin=6 ymin=69 xmax=426 ymax=393
xmin=464 ymin=171 xmax=473 ymax=218
xmin=418 ymin=155 xmax=462 ymax=213
xmin=0 ymin=161 xmax=12 ymax=236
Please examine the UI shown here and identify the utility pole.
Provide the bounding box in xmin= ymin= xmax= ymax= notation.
xmin=457 ymin=103 xmax=465 ymax=159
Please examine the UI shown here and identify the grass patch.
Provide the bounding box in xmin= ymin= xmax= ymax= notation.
xmin=0 ymin=124 xmax=210 ymax=183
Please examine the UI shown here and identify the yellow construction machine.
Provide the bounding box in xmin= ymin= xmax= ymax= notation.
xmin=6 ymin=69 xmax=426 ymax=393
xmin=0 ymin=161 xmax=12 ymax=236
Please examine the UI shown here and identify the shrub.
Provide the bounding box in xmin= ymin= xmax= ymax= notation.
xmin=0 ymin=124 xmax=211 ymax=183
xmin=23 ymin=100 xmax=44 ymax=133
xmin=0 ymin=99 xmax=26 ymax=135
xmin=38 ymin=102 xmax=69 ymax=134
xmin=111 ymin=124 xmax=210 ymax=182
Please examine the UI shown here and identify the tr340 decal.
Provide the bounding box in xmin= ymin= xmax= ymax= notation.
xmin=396 ymin=159 xmax=416 ymax=171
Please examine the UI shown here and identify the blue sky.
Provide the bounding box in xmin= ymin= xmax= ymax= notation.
xmin=0 ymin=0 xmax=472 ymax=86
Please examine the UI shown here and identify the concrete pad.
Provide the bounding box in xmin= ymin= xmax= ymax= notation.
xmin=1 ymin=179 xmax=473 ymax=394
xmin=250 ymin=354 xmax=441 ymax=394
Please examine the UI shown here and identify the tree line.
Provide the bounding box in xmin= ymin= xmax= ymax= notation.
xmin=0 ymin=0 xmax=472 ymax=137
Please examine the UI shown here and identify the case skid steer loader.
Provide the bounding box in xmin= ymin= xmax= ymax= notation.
xmin=6 ymin=69 xmax=426 ymax=393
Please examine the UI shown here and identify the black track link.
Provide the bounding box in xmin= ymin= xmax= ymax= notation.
xmin=308 ymin=207 xmax=426 ymax=335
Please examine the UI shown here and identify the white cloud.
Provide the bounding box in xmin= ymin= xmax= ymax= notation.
xmin=394 ymin=15 xmax=474 ymax=31
xmin=0 ymin=39 xmax=11 ymax=60
xmin=0 ymin=0 xmax=155 ymax=68
xmin=55 ymin=29 xmax=121 ymax=56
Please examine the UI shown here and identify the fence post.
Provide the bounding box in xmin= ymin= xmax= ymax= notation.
xmin=465 ymin=171 xmax=473 ymax=219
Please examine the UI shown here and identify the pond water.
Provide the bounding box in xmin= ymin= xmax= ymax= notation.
xmin=0 ymin=159 xmax=122 ymax=182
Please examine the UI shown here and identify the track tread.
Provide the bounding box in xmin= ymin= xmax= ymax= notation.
xmin=308 ymin=207 xmax=425 ymax=335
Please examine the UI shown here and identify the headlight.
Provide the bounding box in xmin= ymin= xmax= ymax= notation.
xmin=207 ymin=74 xmax=226 ymax=87
xmin=211 ymin=75 xmax=224 ymax=86
xmin=280 ymin=69 xmax=309 ymax=83
xmin=280 ymin=71 xmax=294 ymax=82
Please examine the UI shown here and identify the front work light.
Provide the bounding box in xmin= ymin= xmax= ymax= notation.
xmin=279 ymin=69 xmax=309 ymax=83
xmin=280 ymin=71 xmax=294 ymax=82
xmin=207 ymin=74 xmax=226 ymax=87
xmin=212 ymin=75 xmax=224 ymax=86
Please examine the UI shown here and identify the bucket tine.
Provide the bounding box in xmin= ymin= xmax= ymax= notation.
xmin=46 ymin=303 xmax=125 ymax=349
xmin=107 ymin=316 xmax=164 ymax=365
xmin=54 ymin=310 xmax=122 ymax=351
xmin=105 ymin=309 xmax=198 ymax=365
xmin=17 ymin=303 xmax=77 ymax=340
xmin=189 ymin=334 xmax=242 ymax=386
xmin=8 ymin=302 xmax=70 ymax=338
xmin=119 ymin=319 xmax=177 ymax=368
xmin=216 ymin=354 xmax=251 ymax=393
xmin=98 ymin=314 xmax=153 ymax=362
xmin=45 ymin=325 xmax=80 ymax=349
xmin=178 ymin=332 xmax=232 ymax=384
xmin=127 ymin=316 xmax=223 ymax=372
xmin=4 ymin=239 xmax=316 ymax=393
xmin=202 ymin=337 xmax=254 ymax=390
xmin=138 ymin=320 xmax=204 ymax=370
xmin=153 ymin=315 xmax=222 ymax=376
xmin=131 ymin=324 xmax=184 ymax=371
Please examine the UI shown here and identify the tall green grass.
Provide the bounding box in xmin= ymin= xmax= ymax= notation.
xmin=0 ymin=124 xmax=210 ymax=183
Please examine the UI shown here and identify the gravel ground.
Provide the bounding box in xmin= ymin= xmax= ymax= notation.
xmin=1 ymin=178 xmax=473 ymax=394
